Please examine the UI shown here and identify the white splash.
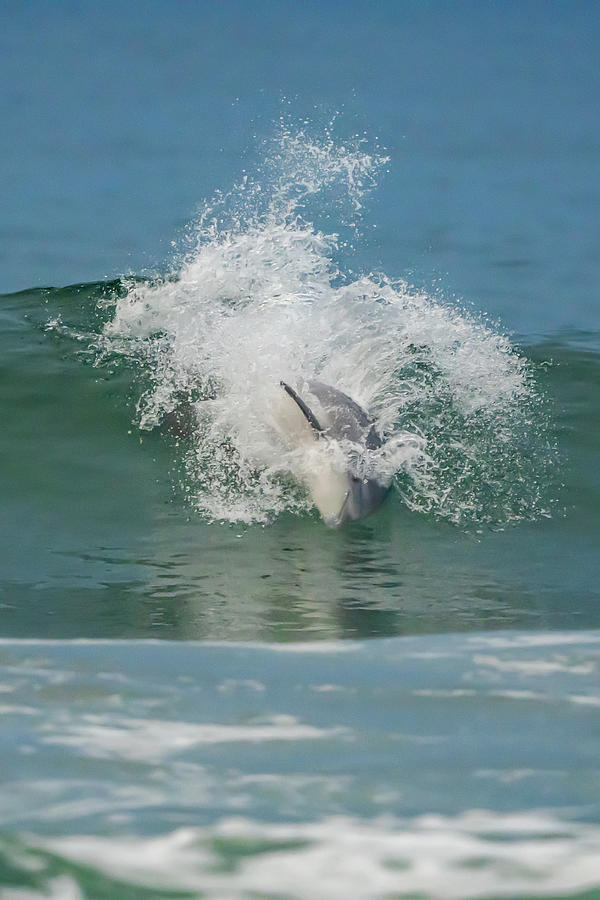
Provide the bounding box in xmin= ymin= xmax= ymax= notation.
xmin=98 ymin=122 xmax=549 ymax=526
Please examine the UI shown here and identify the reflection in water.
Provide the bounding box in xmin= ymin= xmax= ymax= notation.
xmin=2 ymin=492 xmax=574 ymax=642
xmin=139 ymin=505 xmax=523 ymax=642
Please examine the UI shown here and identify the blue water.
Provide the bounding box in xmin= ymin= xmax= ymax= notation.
xmin=2 ymin=1 xmax=599 ymax=340
xmin=1 ymin=2 xmax=600 ymax=897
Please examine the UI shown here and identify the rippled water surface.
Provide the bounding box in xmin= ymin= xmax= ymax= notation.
xmin=1 ymin=633 xmax=600 ymax=898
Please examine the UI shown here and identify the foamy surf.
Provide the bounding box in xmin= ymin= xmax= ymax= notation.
xmin=1 ymin=630 xmax=599 ymax=898
xmin=8 ymin=812 xmax=600 ymax=900
xmin=96 ymin=123 xmax=553 ymax=526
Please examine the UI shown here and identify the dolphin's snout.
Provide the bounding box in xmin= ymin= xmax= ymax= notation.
xmin=321 ymin=490 xmax=351 ymax=529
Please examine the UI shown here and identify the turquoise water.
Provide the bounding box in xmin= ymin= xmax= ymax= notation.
xmin=2 ymin=2 xmax=600 ymax=897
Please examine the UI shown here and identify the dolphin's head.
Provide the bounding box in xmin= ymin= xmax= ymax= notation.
xmin=336 ymin=473 xmax=390 ymax=527
xmin=278 ymin=380 xmax=391 ymax=527
xmin=303 ymin=459 xmax=390 ymax=528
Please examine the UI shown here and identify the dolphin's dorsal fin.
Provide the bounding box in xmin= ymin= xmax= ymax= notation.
xmin=307 ymin=381 xmax=382 ymax=449
xmin=280 ymin=381 xmax=324 ymax=436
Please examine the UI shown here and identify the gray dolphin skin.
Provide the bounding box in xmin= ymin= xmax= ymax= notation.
xmin=280 ymin=380 xmax=390 ymax=527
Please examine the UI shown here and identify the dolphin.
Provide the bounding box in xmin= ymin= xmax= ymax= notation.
xmin=279 ymin=380 xmax=390 ymax=527
xmin=158 ymin=380 xmax=391 ymax=527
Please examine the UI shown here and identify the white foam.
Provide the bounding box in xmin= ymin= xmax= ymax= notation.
xmin=41 ymin=714 xmax=349 ymax=763
xmin=0 ymin=876 xmax=83 ymax=900
xmin=473 ymin=653 xmax=596 ymax=676
xmin=470 ymin=632 xmax=600 ymax=648
xmin=26 ymin=811 xmax=600 ymax=899
xmin=0 ymin=704 xmax=38 ymax=715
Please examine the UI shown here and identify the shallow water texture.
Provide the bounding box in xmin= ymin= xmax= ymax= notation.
xmin=1 ymin=633 xmax=600 ymax=899
xmin=2 ymin=1 xmax=600 ymax=898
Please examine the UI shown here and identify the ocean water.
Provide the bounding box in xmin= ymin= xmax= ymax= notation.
xmin=1 ymin=1 xmax=600 ymax=897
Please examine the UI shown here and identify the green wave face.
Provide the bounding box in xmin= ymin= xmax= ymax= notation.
xmin=1 ymin=276 xmax=597 ymax=643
